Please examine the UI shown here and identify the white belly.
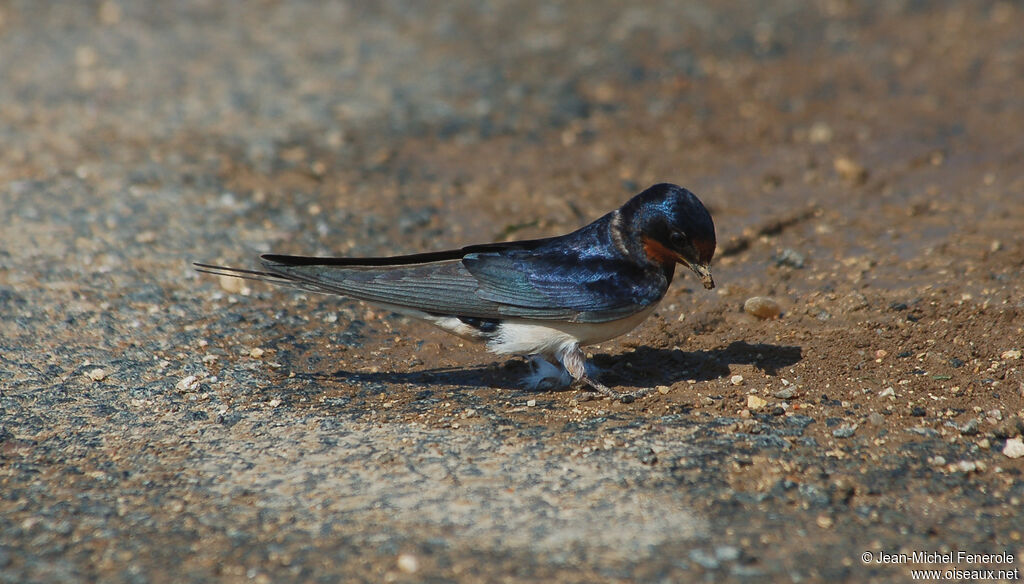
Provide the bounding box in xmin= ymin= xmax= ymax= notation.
xmin=371 ymin=300 xmax=661 ymax=359
xmin=486 ymin=303 xmax=660 ymax=357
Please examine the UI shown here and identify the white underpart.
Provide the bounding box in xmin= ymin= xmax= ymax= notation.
xmin=423 ymin=315 xmax=488 ymax=340
xmin=358 ymin=303 xmax=488 ymax=341
xmin=359 ymin=300 xmax=660 ymax=390
xmin=490 ymin=303 xmax=659 ymax=389
xmin=487 ymin=302 xmax=660 ymax=356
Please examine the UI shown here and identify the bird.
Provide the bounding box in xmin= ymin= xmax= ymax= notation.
xmin=194 ymin=182 xmax=716 ymax=402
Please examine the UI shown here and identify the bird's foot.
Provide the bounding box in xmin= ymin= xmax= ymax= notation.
xmin=522 ymin=355 xmax=572 ymax=390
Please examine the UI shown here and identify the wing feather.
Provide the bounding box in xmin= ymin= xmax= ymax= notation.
xmin=198 ymin=231 xmax=668 ymax=324
xmin=258 ymin=256 xmax=505 ymax=318
xmin=463 ymin=250 xmax=667 ymax=323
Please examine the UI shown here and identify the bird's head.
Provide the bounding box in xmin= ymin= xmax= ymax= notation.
xmin=622 ymin=183 xmax=717 ymax=289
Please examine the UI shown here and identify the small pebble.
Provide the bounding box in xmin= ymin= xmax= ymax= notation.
xmin=689 ymin=549 xmax=719 ymax=570
xmin=747 ymin=395 xmax=768 ymax=410
xmin=958 ymin=418 xmax=980 ymax=436
xmin=175 ymin=375 xmax=200 ymax=391
xmin=1003 ymin=437 xmax=1024 ymax=459
xmin=816 ymin=515 xmax=834 ymax=529
xmin=86 ymin=368 xmax=108 ymax=382
xmin=832 ymin=424 xmax=857 ymax=438
xmin=952 ymin=460 xmax=977 ymax=473
xmin=396 ymin=553 xmax=419 ymax=574
xmin=249 ymin=347 xmax=265 ymax=359
xmin=657 ymin=385 xmax=671 ymax=395
xmin=773 ymin=387 xmax=795 ymax=400
xmin=638 ymin=448 xmax=658 ymax=465
xmin=773 ymin=248 xmax=805 ymax=269
xmin=715 ymin=545 xmax=741 ymax=562
xmin=867 ymin=412 xmax=885 ymax=426
xmin=833 ymin=156 xmax=868 ymax=184
xmin=99 ymin=0 xmax=122 ymax=25
xmin=808 ymin=121 xmax=833 ymax=143
xmin=879 ymin=387 xmax=895 ymax=398
xmin=217 ymin=274 xmax=247 ymax=294
xmin=1001 ymin=349 xmax=1022 ymax=360
xmin=526 ymin=399 xmax=536 ymax=407
xmin=744 ymin=296 xmax=781 ymax=319
xmin=730 ymin=375 xmax=744 ymax=386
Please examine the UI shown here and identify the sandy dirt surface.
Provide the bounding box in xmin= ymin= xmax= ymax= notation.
xmin=2 ymin=1 xmax=1024 ymax=582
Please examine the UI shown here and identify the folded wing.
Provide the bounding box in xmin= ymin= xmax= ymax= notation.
xmin=196 ymin=243 xmax=665 ymax=324
xmin=463 ymin=250 xmax=665 ymax=323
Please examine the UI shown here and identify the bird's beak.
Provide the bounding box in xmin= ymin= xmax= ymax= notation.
xmin=687 ymin=261 xmax=715 ymax=290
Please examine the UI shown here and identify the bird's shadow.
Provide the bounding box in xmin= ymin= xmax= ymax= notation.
xmin=296 ymin=341 xmax=802 ymax=392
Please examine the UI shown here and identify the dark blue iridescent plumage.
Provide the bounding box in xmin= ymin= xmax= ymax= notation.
xmin=194 ymin=183 xmax=717 ymax=401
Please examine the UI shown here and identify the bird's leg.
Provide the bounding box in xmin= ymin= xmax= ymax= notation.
xmin=558 ymin=343 xmax=652 ymax=404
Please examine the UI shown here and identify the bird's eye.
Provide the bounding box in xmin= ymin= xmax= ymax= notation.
xmin=669 ymin=231 xmax=687 ymax=247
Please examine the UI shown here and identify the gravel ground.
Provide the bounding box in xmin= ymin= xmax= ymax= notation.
xmin=2 ymin=1 xmax=1023 ymax=582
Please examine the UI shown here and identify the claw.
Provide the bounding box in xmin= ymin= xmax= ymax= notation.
xmin=577 ymin=376 xmax=652 ymax=403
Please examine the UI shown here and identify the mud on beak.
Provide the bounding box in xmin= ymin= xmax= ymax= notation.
xmin=688 ymin=261 xmax=715 ymax=290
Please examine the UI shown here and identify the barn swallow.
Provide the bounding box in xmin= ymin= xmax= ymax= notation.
xmin=195 ymin=183 xmax=716 ymax=402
